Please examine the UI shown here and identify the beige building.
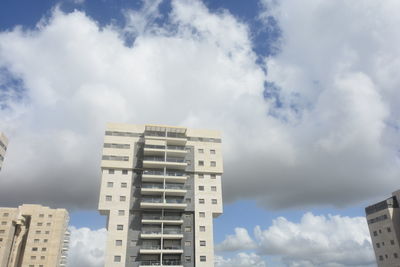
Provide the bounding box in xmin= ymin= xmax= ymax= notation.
xmin=366 ymin=190 xmax=400 ymax=267
xmin=98 ymin=123 xmax=223 ymax=267
xmin=0 ymin=132 xmax=8 ymax=171
xmin=0 ymin=204 xmax=70 ymax=267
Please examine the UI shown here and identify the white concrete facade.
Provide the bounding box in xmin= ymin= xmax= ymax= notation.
xmin=0 ymin=132 xmax=8 ymax=172
xmin=0 ymin=204 xmax=70 ymax=267
xmin=98 ymin=123 xmax=223 ymax=267
xmin=366 ymin=190 xmax=400 ymax=267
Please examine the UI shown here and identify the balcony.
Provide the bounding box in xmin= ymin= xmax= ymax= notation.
xmin=163 ymin=229 xmax=183 ymax=239
xmin=142 ymin=170 xmax=187 ymax=183
xmin=139 ymin=246 xmax=183 ymax=254
xmin=142 ymin=157 xmax=187 ymax=170
xmin=142 ymin=214 xmax=184 ymax=225
xmin=141 ymin=198 xmax=187 ymax=209
xmin=141 ymin=183 xmax=186 ymax=196
xmin=144 ymin=145 xmax=165 ymax=156
xmin=141 ymin=229 xmax=162 ymax=239
xmin=139 ymin=260 xmax=182 ymax=267
xmin=166 ymin=145 xmax=187 ymax=157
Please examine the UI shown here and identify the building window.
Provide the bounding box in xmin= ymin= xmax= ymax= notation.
xmin=198 ymin=174 xmax=204 ymax=179
xmin=184 ymin=227 xmax=192 ymax=232
xmin=40 ymin=256 xmax=45 ymax=260
xmin=185 ymin=256 xmax=191 ymax=262
xmin=211 ymin=174 xmax=216 ymax=179
xmin=211 ymin=186 xmax=217 ymax=191
xmin=121 ymin=182 xmax=127 ymax=188
xmin=46 ymin=222 xmax=51 ymax=226
xmin=0 ymin=230 xmax=4 ymax=234
xmin=39 ymin=214 xmax=44 ymax=218
xmin=48 ymin=214 xmax=53 ymax=218
xmin=118 ymin=210 xmax=125 ymax=216
xmin=200 ymin=256 xmax=206 ymax=262
xmin=42 ymin=247 xmax=47 ymax=251
xmin=120 ymin=196 xmax=126 ymax=202
xmin=395 ymin=253 xmax=398 ymax=258
xmin=34 ymin=239 xmax=39 ymax=243
xmin=1 ymin=221 xmax=6 ymax=225
xmin=198 ymin=149 xmax=204 ymax=153
xmin=200 ymin=226 xmax=206 ymax=232
xmin=117 ymin=225 xmax=123 ymax=230
xmin=44 ymin=239 xmax=48 ymax=243
xmin=373 ymin=231 xmax=377 ymax=236
xmin=210 ymin=149 xmax=216 ymax=154
xmin=376 ymin=243 xmax=380 ymax=248
xmin=185 ymin=241 xmax=191 ymax=246
xmin=45 ymin=231 xmax=50 ymax=234
xmin=199 ymin=199 xmax=205 ymax=204
xmin=109 ymin=169 xmax=115 ymax=174
xmin=122 ymin=169 xmax=128 ymax=175
xmin=387 ymin=227 xmax=391 ymax=232
xmin=114 ymin=256 xmax=121 ymax=262
xmin=116 ymin=240 xmax=122 ymax=246
xmin=186 ymin=198 xmax=191 ymax=203
xmin=32 ymin=247 xmax=38 ymax=251
xmin=106 ymin=195 xmax=112 ymax=201
xmin=36 ymin=230 xmax=41 ymax=234
xmin=200 ymin=240 xmax=206 ymax=246
xmin=391 ymin=240 xmax=395 ymax=245
xmin=379 ymin=229 xmax=382 ymax=233
xmin=198 ymin=160 xmax=204 ymax=166
xmin=210 ymin=161 xmax=216 ymax=167
xmin=199 ymin=212 xmax=205 ymax=218
xmin=107 ymin=182 xmax=113 ymax=188
xmin=199 ymin=186 xmax=204 ymax=191
xmin=3 ymin=213 xmax=9 ymax=217
xmin=212 ymin=199 xmax=218 ymax=204
xmin=31 ymin=256 xmax=36 ymax=260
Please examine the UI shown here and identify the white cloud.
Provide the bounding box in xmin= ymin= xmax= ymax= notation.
xmin=0 ymin=0 xmax=399 ymax=210
xmin=216 ymin=227 xmax=257 ymax=251
xmin=67 ymin=227 xmax=106 ymax=267
xmin=217 ymin=213 xmax=375 ymax=266
xmin=215 ymin=253 xmax=267 ymax=267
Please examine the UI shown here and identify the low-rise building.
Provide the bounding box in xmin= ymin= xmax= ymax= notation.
xmin=0 ymin=132 xmax=8 ymax=171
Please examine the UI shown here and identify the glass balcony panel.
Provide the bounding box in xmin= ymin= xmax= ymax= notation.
xmin=163 ymin=229 xmax=182 ymax=234
xmin=165 ymin=171 xmax=185 ymax=177
xmin=145 ymin=144 xmax=166 ymax=149
xmin=143 ymin=170 xmax=164 ymax=176
xmin=143 ymin=157 xmax=165 ymax=162
xmin=165 ymin=198 xmax=184 ymax=204
xmin=166 ymin=145 xmax=185 ymax=150
xmin=145 ymin=131 xmax=166 ymax=137
xmin=142 ymin=183 xmax=164 ymax=189
xmin=166 ymin=132 xmax=186 ymax=138
xmin=139 ymin=260 xmax=161 ymax=266
xmin=166 ymin=157 xmax=185 ymax=163
xmin=142 ymin=214 xmax=162 ymax=220
xmin=163 ymin=245 xmax=182 ymax=250
xmin=165 ymin=184 xmax=184 ymax=190
xmin=141 ymin=245 xmax=161 ymax=249
xmin=142 ymin=198 xmax=163 ymax=203
xmin=162 ymin=260 xmax=182 ymax=266
xmin=142 ymin=229 xmax=162 ymax=234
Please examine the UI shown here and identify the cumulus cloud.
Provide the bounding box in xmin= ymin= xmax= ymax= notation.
xmin=215 ymin=253 xmax=266 ymax=267
xmin=67 ymin=227 xmax=106 ymax=267
xmin=217 ymin=213 xmax=375 ymax=266
xmin=0 ymin=0 xmax=399 ymax=210
xmin=216 ymin=227 xmax=257 ymax=251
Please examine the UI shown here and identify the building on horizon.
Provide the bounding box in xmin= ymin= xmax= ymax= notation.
xmin=98 ymin=123 xmax=223 ymax=267
xmin=365 ymin=190 xmax=400 ymax=267
xmin=0 ymin=204 xmax=70 ymax=267
xmin=0 ymin=132 xmax=8 ymax=172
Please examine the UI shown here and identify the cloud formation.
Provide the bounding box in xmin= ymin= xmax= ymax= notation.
xmin=67 ymin=227 xmax=106 ymax=267
xmin=0 ymin=0 xmax=399 ymax=210
xmin=215 ymin=253 xmax=266 ymax=267
xmin=217 ymin=213 xmax=375 ymax=266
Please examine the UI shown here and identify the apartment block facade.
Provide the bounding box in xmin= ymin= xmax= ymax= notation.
xmin=98 ymin=123 xmax=223 ymax=267
xmin=0 ymin=204 xmax=70 ymax=267
xmin=366 ymin=190 xmax=400 ymax=267
xmin=0 ymin=132 xmax=8 ymax=171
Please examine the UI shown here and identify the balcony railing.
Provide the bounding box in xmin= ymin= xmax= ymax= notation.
xmin=139 ymin=260 xmax=161 ymax=266
xmin=142 ymin=229 xmax=162 ymax=234
xmin=163 ymin=245 xmax=182 ymax=250
xmin=142 ymin=198 xmax=163 ymax=203
xmin=165 ymin=199 xmax=184 ymax=204
xmin=143 ymin=157 xmax=186 ymax=163
xmin=145 ymin=145 xmax=165 ymax=149
xmin=143 ymin=170 xmax=186 ymax=177
xmin=167 ymin=132 xmax=186 ymax=138
xmin=142 ymin=184 xmax=164 ymax=189
xmin=163 ymin=229 xmax=181 ymax=234
xmin=166 ymin=145 xmax=185 ymax=150
xmin=163 ymin=260 xmax=182 ymax=266
xmin=165 ymin=184 xmax=184 ymax=190
xmin=142 ymin=215 xmax=182 ymax=220
xmin=141 ymin=245 xmax=161 ymax=250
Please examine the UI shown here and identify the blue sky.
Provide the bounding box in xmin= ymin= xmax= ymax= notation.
xmin=1 ymin=0 xmax=399 ymax=266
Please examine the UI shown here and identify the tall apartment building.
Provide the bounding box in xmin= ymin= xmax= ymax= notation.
xmin=0 ymin=132 xmax=8 ymax=171
xmin=0 ymin=204 xmax=70 ymax=267
xmin=365 ymin=190 xmax=400 ymax=267
xmin=98 ymin=123 xmax=223 ymax=267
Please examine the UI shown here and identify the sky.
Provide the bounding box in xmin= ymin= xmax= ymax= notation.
xmin=0 ymin=0 xmax=399 ymax=266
